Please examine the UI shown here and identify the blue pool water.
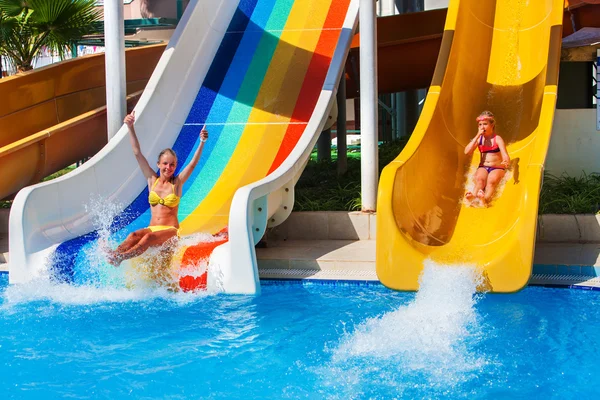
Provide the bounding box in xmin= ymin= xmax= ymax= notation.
xmin=1 ymin=269 xmax=600 ymax=399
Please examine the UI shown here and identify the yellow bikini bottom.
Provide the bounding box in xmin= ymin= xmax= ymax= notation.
xmin=147 ymin=225 xmax=180 ymax=237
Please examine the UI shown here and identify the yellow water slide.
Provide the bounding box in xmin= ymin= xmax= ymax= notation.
xmin=376 ymin=0 xmax=564 ymax=293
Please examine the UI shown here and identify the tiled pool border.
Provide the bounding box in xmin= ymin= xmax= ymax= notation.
xmin=3 ymin=265 xmax=600 ymax=290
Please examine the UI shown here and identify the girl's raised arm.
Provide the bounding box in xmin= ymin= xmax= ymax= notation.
xmin=464 ymin=129 xmax=483 ymax=155
xmin=125 ymin=111 xmax=156 ymax=180
xmin=177 ymin=126 xmax=209 ymax=184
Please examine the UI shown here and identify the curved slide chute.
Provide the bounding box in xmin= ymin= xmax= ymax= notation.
xmin=9 ymin=0 xmax=358 ymax=294
xmin=0 ymin=45 xmax=165 ymax=200
xmin=376 ymin=0 xmax=563 ymax=293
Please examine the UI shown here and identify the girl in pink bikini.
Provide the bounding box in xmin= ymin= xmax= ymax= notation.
xmin=464 ymin=111 xmax=510 ymax=206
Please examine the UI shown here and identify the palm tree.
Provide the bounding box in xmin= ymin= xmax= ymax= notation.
xmin=0 ymin=0 xmax=101 ymax=73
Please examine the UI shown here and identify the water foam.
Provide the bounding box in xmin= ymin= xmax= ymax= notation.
xmin=79 ymin=194 xmax=227 ymax=293
xmin=329 ymin=261 xmax=489 ymax=390
xmin=4 ymin=196 xmax=224 ymax=306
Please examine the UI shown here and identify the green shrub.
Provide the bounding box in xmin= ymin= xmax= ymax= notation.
xmin=539 ymin=173 xmax=600 ymax=214
xmin=294 ymin=140 xmax=406 ymax=211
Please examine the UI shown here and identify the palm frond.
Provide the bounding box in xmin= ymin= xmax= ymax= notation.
xmin=0 ymin=0 xmax=101 ymax=71
xmin=0 ymin=0 xmax=30 ymax=18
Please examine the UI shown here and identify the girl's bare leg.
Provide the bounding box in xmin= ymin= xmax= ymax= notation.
xmin=484 ymin=169 xmax=506 ymax=203
xmin=110 ymin=229 xmax=178 ymax=266
xmin=114 ymin=229 xmax=151 ymax=253
xmin=466 ymin=168 xmax=488 ymax=201
xmin=105 ymin=229 xmax=150 ymax=265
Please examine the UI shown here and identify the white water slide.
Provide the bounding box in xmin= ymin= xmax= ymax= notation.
xmin=9 ymin=0 xmax=358 ymax=294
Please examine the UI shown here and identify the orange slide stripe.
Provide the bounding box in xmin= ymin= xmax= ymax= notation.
xmin=268 ymin=0 xmax=350 ymax=173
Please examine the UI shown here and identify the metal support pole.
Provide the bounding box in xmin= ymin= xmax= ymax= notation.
xmin=177 ymin=0 xmax=184 ymax=21
xmin=317 ymin=129 xmax=332 ymax=162
xmin=405 ymin=89 xmax=419 ymax=135
xmin=390 ymin=94 xmax=396 ymax=140
xmin=337 ymin=75 xmax=348 ymax=176
xmin=104 ymin=0 xmax=127 ymax=140
xmin=395 ymin=92 xmax=404 ymax=138
xmin=360 ymin=0 xmax=378 ymax=212
xmin=380 ymin=95 xmax=386 ymax=142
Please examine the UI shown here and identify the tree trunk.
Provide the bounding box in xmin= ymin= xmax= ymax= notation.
xmin=139 ymin=0 xmax=157 ymax=18
xmin=17 ymin=64 xmax=33 ymax=73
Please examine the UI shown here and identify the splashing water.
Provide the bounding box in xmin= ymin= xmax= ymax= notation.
xmin=5 ymin=196 xmax=226 ymax=305
xmin=84 ymin=195 xmax=125 ymax=241
xmin=329 ymin=261 xmax=489 ymax=391
xmin=74 ymin=196 xmax=128 ymax=286
xmin=0 ymin=276 xmax=214 ymax=310
xmin=77 ymin=195 xmax=226 ymax=293
xmin=123 ymin=232 xmax=225 ymax=292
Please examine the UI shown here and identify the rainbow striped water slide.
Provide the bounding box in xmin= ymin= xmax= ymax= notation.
xmin=8 ymin=0 xmax=358 ymax=294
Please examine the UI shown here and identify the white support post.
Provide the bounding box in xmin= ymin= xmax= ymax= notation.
xmin=360 ymin=0 xmax=379 ymax=212
xmin=597 ymin=50 xmax=599 ymax=131
xmin=104 ymin=0 xmax=127 ymax=140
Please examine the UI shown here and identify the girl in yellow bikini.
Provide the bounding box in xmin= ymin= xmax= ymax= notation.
xmin=106 ymin=111 xmax=208 ymax=266
xmin=463 ymin=111 xmax=510 ymax=206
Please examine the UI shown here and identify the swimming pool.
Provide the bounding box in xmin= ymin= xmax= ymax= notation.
xmin=1 ymin=269 xmax=599 ymax=399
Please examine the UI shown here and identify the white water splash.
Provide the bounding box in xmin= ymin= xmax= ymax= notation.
xmin=69 ymin=196 xmax=127 ymax=286
xmin=80 ymin=194 xmax=225 ymax=292
xmin=330 ymin=261 xmax=489 ymax=387
xmin=0 ymin=278 xmax=212 ymax=309
xmin=4 ymin=196 xmax=225 ymax=305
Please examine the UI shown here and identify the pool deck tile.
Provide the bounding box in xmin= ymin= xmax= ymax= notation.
xmin=256 ymin=240 xmax=600 ymax=288
xmin=533 ymin=244 xmax=583 ymax=265
xmin=3 ymin=237 xmax=600 ymax=288
xmin=256 ymin=240 xmax=376 ymax=274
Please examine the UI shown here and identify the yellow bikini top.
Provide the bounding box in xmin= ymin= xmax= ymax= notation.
xmin=148 ymin=179 xmax=180 ymax=208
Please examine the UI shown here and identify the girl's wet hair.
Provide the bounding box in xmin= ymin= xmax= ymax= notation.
xmin=157 ymin=148 xmax=177 ymax=163
xmin=476 ymin=110 xmax=495 ymax=125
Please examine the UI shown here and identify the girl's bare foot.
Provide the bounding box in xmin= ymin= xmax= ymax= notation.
xmin=465 ymin=191 xmax=474 ymax=201
xmin=475 ymin=190 xmax=487 ymax=207
xmin=106 ymin=252 xmax=122 ymax=267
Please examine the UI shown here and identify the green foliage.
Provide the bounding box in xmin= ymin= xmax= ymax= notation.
xmin=0 ymin=0 xmax=101 ymax=72
xmin=294 ymin=140 xmax=407 ymax=212
xmin=42 ymin=164 xmax=76 ymax=182
xmin=297 ymin=144 xmax=600 ymax=215
xmin=539 ymin=173 xmax=600 ymax=215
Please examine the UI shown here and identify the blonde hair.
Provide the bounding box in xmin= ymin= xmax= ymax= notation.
xmin=476 ymin=110 xmax=495 ymax=126
xmin=157 ymin=148 xmax=177 ymax=163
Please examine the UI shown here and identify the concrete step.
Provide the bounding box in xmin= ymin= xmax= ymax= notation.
xmin=257 ymin=239 xmax=375 ymax=267
xmin=256 ymin=239 xmax=377 ymax=281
